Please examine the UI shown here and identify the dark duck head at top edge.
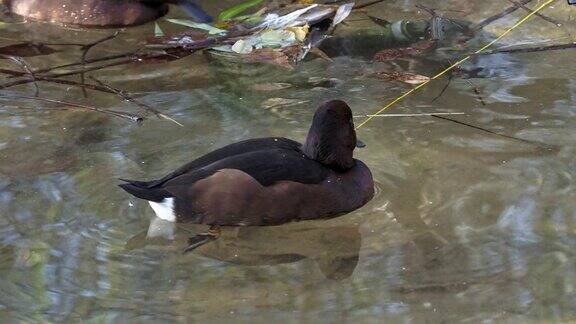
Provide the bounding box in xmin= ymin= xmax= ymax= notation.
xmin=2 ymin=0 xmax=212 ymax=27
xmin=119 ymin=99 xmax=375 ymax=226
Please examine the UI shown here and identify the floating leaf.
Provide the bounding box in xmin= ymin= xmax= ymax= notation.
xmin=261 ymin=97 xmax=308 ymax=110
xmin=372 ymin=71 xmax=431 ymax=85
xmin=231 ymin=39 xmax=253 ymax=54
xmin=260 ymin=30 xmax=297 ymax=47
xmin=245 ymin=48 xmax=293 ymax=69
xmin=286 ymin=25 xmax=309 ymax=42
xmin=373 ymin=40 xmax=436 ymax=61
xmin=218 ymin=0 xmax=265 ymax=21
xmin=251 ymin=82 xmax=292 ymax=91
xmin=258 ymin=4 xmax=318 ymax=29
xmin=0 ymin=42 xmax=59 ymax=57
xmin=165 ymin=19 xmax=226 ymax=35
xmin=309 ymin=47 xmax=333 ymax=62
xmin=154 ymin=22 xmax=165 ymax=37
xmin=332 ymin=3 xmax=354 ymax=26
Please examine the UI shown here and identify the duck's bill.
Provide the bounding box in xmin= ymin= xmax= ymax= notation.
xmin=356 ymin=139 xmax=366 ymax=148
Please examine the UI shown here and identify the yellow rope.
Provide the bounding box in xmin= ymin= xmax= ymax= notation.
xmin=355 ymin=0 xmax=555 ymax=130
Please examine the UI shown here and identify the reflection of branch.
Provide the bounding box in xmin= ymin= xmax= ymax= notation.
xmin=1 ymin=93 xmax=142 ymax=122
xmin=2 ymin=55 xmax=40 ymax=96
xmin=473 ymin=0 xmax=534 ymax=31
xmin=431 ymin=114 xmax=556 ymax=150
xmin=89 ymin=77 xmax=183 ymax=126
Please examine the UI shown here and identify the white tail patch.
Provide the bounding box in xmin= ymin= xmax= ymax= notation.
xmin=149 ymin=198 xmax=176 ymax=222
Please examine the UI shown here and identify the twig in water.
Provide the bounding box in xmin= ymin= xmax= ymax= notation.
xmin=89 ymin=76 xmax=183 ymax=126
xmin=354 ymin=0 xmax=387 ymax=10
xmin=432 ymin=74 xmax=453 ymax=102
xmin=0 ymin=93 xmax=142 ymax=122
xmin=507 ymin=0 xmax=562 ymax=27
xmin=80 ymin=31 xmax=121 ymax=97
xmin=475 ymin=42 xmax=576 ymax=56
xmin=473 ymin=0 xmax=534 ymax=31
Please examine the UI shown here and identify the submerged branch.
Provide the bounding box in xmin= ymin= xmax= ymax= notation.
xmin=474 ymin=0 xmax=534 ymax=31
xmin=80 ymin=31 xmax=121 ymax=97
xmin=89 ymin=77 xmax=183 ymax=126
xmin=0 ymin=93 xmax=143 ymax=122
xmin=506 ymin=0 xmax=562 ymax=27
xmin=475 ymin=42 xmax=576 ymax=55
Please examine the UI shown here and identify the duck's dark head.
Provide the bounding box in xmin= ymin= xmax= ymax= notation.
xmin=303 ymin=100 xmax=357 ymax=171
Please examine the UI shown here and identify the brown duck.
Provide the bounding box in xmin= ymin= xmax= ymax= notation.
xmin=2 ymin=0 xmax=211 ymax=27
xmin=119 ymin=100 xmax=374 ymax=251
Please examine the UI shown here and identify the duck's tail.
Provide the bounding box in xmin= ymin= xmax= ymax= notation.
xmin=118 ymin=179 xmax=170 ymax=202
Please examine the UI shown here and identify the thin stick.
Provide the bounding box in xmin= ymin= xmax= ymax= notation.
xmin=0 ymin=93 xmax=142 ymax=122
xmin=507 ymin=0 xmax=562 ymax=26
xmin=354 ymin=112 xmax=465 ymax=118
xmin=89 ymin=77 xmax=183 ymax=126
xmin=354 ymin=0 xmax=387 ymax=10
xmin=473 ymin=0 xmax=534 ymax=31
xmin=431 ymin=74 xmax=453 ymax=102
xmin=24 ymin=51 xmax=139 ymax=76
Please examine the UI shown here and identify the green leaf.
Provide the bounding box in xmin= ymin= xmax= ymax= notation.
xmin=217 ymin=0 xmax=265 ymax=22
xmin=154 ymin=22 xmax=165 ymax=37
xmin=165 ymin=19 xmax=226 ymax=35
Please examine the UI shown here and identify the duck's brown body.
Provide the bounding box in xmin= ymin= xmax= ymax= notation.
xmin=120 ymin=100 xmax=375 ymax=227
xmin=3 ymin=0 xmax=168 ymax=26
xmin=182 ymin=161 xmax=373 ymax=226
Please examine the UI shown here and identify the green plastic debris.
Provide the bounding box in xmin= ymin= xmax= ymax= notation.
xmin=154 ymin=22 xmax=165 ymax=37
xmin=217 ymin=0 xmax=265 ymax=22
xmin=165 ymin=19 xmax=227 ymax=35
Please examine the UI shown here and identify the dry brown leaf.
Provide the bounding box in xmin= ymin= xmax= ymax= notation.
xmin=372 ymin=71 xmax=431 ymax=85
xmin=251 ymin=83 xmax=293 ymax=91
xmin=373 ymin=40 xmax=437 ymax=62
xmin=245 ymin=48 xmax=294 ymax=69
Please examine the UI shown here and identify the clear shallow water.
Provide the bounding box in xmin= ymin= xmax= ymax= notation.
xmin=1 ymin=0 xmax=576 ymax=322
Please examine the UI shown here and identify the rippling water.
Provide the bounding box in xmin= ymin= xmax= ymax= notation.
xmin=1 ymin=0 xmax=576 ymax=322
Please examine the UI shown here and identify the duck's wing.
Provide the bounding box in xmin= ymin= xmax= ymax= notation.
xmin=123 ymin=137 xmax=301 ymax=189
xmin=119 ymin=148 xmax=329 ymax=202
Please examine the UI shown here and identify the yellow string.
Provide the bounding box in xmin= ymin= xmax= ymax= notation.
xmin=355 ymin=0 xmax=555 ymax=130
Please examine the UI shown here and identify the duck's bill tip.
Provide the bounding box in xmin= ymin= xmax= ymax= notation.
xmin=356 ymin=139 xmax=366 ymax=148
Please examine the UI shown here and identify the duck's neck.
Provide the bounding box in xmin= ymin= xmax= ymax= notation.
xmin=302 ymin=132 xmax=354 ymax=171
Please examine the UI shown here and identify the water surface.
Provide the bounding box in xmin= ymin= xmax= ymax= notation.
xmin=1 ymin=0 xmax=576 ymax=322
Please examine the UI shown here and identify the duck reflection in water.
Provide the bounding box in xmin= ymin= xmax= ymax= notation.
xmin=126 ymin=219 xmax=362 ymax=281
